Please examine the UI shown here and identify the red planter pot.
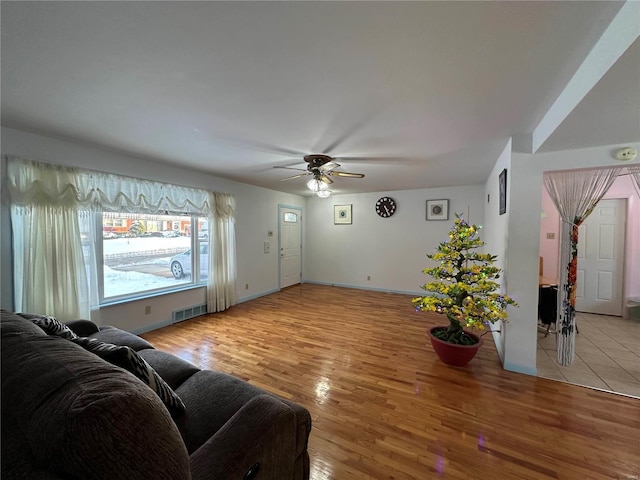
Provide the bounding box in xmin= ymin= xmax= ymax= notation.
xmin=428 ymin=326 xmax=483 ymax=367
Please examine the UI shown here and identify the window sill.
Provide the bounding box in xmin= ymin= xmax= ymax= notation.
xmin=100 ymin=283 xmax=206 ymax=308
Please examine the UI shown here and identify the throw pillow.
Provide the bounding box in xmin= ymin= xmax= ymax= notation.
xmin=20 ymin=313 xmax=78 ymax=340
xmin=73 ymin=337 xmax=186 ymax=414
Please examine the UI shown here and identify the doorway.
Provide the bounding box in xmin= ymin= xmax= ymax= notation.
xmin=576 ymin=198 xmax=626 ymax=316
xmin=537 ymin=171 xmax=639 ymax=398
xmin=279 ymin=205 xmax=302 ymax=289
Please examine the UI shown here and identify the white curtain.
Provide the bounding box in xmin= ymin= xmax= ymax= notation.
xmin=543 ymin=167 xmax=622 ymax=365
xmin=7 ymin=160 xmax=92 ymax=320
xmin=207 ymin=192 xmax=237 ymax=312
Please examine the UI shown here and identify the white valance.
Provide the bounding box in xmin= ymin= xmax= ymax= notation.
xmin=6 ymin=157 xmax=212 ymax=215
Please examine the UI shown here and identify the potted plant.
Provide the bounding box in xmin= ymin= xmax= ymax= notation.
xmin=412 ymin=214 xmax=517 ymax=366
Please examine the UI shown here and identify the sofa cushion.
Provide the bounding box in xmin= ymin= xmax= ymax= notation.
xmin=90 ymin=325 xmax=155 ymax=351
xmin=65 ymin=318 xmax=101 ymax=337
xmin=1 ymin=331 xmax=190 ymax=480
xmin=138 ymin=349 xmax=200 ymax=390
xmin=74 ymin=337 xmax=186 ymax=414
xmin=0 ymin=310 xmax=47 ymax=337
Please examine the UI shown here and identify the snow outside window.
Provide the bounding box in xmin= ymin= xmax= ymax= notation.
xmin=94 ymin=213 xmax=208 ymax=303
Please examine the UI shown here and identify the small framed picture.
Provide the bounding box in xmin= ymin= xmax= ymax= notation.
xmin=426 ymin=199 xmax=449 ymax=221
xmin=334 ymin=204 xmax=352 ymax=225
xmin=499 ymin=168 xmax=507 ymax=215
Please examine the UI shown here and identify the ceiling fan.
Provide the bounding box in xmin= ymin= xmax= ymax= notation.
xmin=274 ymin=154 xmax=365 ymax=198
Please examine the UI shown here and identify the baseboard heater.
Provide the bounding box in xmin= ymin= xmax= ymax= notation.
xmin=172 ymin=304 xmax=207 ymax=323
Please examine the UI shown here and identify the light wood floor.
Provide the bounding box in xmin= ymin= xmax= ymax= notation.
xmin=142 ymin=284 xmax=640 ymax=480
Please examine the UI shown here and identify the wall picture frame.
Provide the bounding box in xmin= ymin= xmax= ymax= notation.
xmin=334 ymin=204 xmax=352 ymax=224
xmin=499 ymin=168 xmax=507 ymax=215
xmin=426 ymin=199 xmax=449 ymax=221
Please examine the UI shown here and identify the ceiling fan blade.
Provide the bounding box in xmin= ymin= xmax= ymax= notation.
xmin=319 ymin=174 xmax=334 ymax=184
xmin=330 ymin=171 xmax=365 ymax=178
xmin=315 ymin=102 xmax=385 ymax=154
xmin=280 ymin=173 xmax=310 ymax=181
xmin=335 ymin=156 xmax=426 ymax=167
xmin=273 ymin=166 xmax=308 ymax=172
xmin=218 ymin=136 xmax=308 ymax=157
xmin=319 ymin=161 xmax=340 ymax=172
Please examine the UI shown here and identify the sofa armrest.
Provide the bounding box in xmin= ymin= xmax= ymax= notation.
xmin=190 ymin=394 xmax=297 ymax=480
xmin=64 ymin=319 xmax=100 ymax=337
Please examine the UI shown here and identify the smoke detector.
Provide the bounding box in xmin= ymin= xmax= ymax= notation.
xmin=615 ymin=147 xmax=637 ymax=161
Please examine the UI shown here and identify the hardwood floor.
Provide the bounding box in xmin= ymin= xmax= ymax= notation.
xmin=142 ymin=284 xmax=640 ymax=480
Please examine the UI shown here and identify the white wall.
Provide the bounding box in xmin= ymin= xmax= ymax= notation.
xmin=506 ymin=142 xmax=640 ymax=375
xmin=0 ymin=127 xmax=305 ymax=332
xmin=482 ymin=139 xmax=512 ymax=363
xmin=304 ymin=186 xmax=485 ymax=295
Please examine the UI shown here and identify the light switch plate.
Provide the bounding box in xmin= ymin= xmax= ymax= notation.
xmin=264 ymin=242 xmax=269 ymax=253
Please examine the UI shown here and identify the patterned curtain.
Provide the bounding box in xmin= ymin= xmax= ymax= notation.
xmin=543 ymin=167 xmax=622 ymax=365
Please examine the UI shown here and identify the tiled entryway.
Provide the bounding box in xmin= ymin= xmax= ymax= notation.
xmin=537 ymin=312 xmax=640 ymax=397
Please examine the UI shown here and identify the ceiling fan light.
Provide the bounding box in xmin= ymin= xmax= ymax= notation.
xmin=307 ymin=178 xmax=319 ymax=191
xmin=307 ymin=178 xmax=329 ymax=192
xmin=316 ymin=190 xmax=331 ymax=198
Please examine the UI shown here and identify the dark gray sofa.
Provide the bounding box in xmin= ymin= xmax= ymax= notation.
xmin=1 ymin=310 xmax=311 ymax=480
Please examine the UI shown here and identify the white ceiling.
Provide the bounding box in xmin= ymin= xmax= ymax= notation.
xmin=2 ymin=1 xmax=638 ymax=196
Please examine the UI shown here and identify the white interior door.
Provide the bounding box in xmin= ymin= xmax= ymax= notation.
xmin=575 ymin=199 xmax=626 ymax=316
xmin=279 ymin=207 xmax=301 ymax=289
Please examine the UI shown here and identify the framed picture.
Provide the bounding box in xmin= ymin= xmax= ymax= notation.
xmin=334 ymin=204 xmax=352 ymax=225
xmin=426 ymin=199 xmax=449 ymax=221
xmin=499 ymin=168 xmax=507 ymax=215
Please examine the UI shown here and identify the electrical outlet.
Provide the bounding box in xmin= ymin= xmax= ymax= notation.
xmin=264 ymin=241 xmax=269 ymax=253
xmin=367 ymin=275 xmax=371 ymax=281
xmin=144 ymin=305 xmax=151 ymax=315
xmin=245 ymin=283 xmax=249 ymax=290
xmin=546 ymin=233 xmax=555 ymax=240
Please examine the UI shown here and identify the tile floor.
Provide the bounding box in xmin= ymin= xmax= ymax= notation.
xmin=536 ymin=312 xmax=640 ymax=398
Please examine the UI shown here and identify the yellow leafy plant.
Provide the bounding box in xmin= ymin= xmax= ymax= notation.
xmin=413 ymin=214 xmax=518 ymax=345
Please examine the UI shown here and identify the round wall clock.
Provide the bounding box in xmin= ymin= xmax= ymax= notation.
xmin=375 ymin=197 xmax=397 ymax=218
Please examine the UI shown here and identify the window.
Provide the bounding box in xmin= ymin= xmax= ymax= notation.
xmin=7 ymin=157 xmax=239 ymax=319
xmin=284 ymin=212 xmax=297 ymax=222
xmin=94 ymin=213 xmax=208 ymax=302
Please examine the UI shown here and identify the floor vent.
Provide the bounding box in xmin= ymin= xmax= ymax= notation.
xmin=172 ymin=304 xmax=207 ymax=323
